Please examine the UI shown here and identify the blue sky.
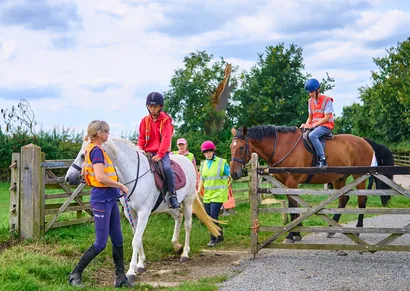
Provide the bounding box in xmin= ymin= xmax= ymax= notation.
xmin=1 ymin=0 xmax=409 ymax=137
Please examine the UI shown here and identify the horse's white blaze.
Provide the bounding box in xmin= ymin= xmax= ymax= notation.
xmin=65 ymin=138 xmax=207 ymax=278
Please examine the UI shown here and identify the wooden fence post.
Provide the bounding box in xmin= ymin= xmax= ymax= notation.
xmin=20 ymin=144 xmax=42 ymax=239
xmin=250 ymin=153 xmax=259 ymax=256
xmin=9 ymin=153 xmax=21 ymax=233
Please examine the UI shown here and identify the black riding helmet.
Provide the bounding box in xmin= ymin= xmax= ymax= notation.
xmin=146 ymin=92 xmax=164 ymax=106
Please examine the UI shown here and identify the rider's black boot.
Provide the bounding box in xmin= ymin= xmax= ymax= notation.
xmin=169 ymin=191 xmax=180 ymax=209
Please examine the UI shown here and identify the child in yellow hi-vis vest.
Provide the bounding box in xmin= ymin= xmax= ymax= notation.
xmin=196 ymin=140 xmax=230 ymax=247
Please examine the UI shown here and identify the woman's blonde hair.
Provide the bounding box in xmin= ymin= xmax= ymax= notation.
xmin=86 ymin=120 xmax=109 ymax=142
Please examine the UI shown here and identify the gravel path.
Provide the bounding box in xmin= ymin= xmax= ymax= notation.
xmin=219 ymin=215 xmax=410 ymax=291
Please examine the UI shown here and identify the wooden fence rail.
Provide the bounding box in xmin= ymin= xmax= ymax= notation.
xmin=393 ymin=153 xmax=410 ymax=166
xmin=9 ymin=144 xmax=92 ymax=239
xmin=249 ymin=152 xmax=410 ymax=255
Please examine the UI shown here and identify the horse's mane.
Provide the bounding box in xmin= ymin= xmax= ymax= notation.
xmin=104 ymin=138 xmax=142 ymax=158
xmin=237 ymin=125 xmax=298 ymax=140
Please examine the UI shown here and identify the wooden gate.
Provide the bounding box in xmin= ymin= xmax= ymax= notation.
xmin=9 ymin=144 xmax=92 ymax=239
xmin=248 ymin=153 xmax=410 ymax=255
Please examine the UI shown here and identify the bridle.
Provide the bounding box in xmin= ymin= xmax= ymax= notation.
xmin=231 ymin=135 xmax=251 ymax=171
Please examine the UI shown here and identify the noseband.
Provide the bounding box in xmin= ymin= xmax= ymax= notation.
xmin=231 ymin=135 xmax=250 ymax=170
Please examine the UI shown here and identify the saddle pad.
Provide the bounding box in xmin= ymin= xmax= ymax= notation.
xmin=154 ymin=160 xmax=187 ymax=191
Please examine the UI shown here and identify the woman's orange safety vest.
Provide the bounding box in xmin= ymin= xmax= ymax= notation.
xmin=83 ymin=143 xmax=118 ymax=187
xmin=309 ymin=94 xmax=334 ymax=130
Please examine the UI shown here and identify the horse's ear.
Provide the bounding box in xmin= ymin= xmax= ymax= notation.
xmin=243 ymin=126 xmax=248 ymax=136
xmin=231 ymin=128 xmax=237 ymax=136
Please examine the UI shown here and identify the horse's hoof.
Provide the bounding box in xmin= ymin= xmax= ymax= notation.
xmin=176 ymin=246 xmax=184 ymax=255
xmin=327 ymin=232 xmax=335 ymax=238
xmin=180 ymin=256 xmax=189 ymax=262
xmin=136 ymin=267 xmax=146 ymax=274
xmin=293 ymin=235 xmax=302 ymax=242
xmin=127 ymin=274 xmax=137 ymax=282
xmin=283 ymin=238 xmax=295 ymax=244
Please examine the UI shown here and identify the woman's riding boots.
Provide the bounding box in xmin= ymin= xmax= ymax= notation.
xmin=68 ymin=245 xmax=100 ymax=287
xmin=112 ymin=245 xmax=135 ymax=288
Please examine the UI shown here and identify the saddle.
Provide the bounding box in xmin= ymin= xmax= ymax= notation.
xmin=301 ymin=129 xmax=334 ymax=183
xmin=146 ymin=154 xmax=187 ymax=192
xmin=145 ymin=153 xmax=187 ymax=212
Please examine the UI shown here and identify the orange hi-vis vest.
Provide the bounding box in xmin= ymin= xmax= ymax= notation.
xmin=144 ymin=115 xmax=173 ymax=151
xmin=83 ymin=143 xmax=118 ymax=187
xmin=309 ymin=94 xmax=334 ymax=130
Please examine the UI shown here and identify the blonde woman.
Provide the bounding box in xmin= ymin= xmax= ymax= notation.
xmin=68 ymin=120 xmax=134 ymax=288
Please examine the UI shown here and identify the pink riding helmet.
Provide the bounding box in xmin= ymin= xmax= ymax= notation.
xmin=201 ymin=140 xmax=216 ymax=152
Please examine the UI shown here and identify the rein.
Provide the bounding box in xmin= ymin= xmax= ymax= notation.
xmin=270 ymin=132 xmax=303 ymax=167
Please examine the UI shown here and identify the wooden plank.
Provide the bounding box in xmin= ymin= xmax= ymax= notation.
xmin=258 ymin=174 xmax=370 ymax=249
xmin=20 ymin=144 xmax=42 ymax=239
xmin=44 ymin=183 xmax=86 ymax=232
xmin=9 ymin=153 xmax=20 ymax=233
xmin=259 ymin=226 xmax=410 ymax=234
xmin=264 ymin=243 xmax=410 ymax=252
xmin=40 ymin=152 xmax=46 ymax=235
xmin=45 ymin=191 xmax=91 ymax=199
xmin=44 ymin=159 xmax=74 ymax=169
xmin=259 ymin=188 xmax=402 ymax=196
xmin=259 ymin=207 xmax=410 ymax=215
xmin=48 ymin=217 xmax=94 ymax=229
xmin=250 ymin=153 xmax=259 ymax=256
xmin=288 ymin=192 xmax=370 ymax=247
xmin=261 ymin=166 xmax=410 ymax=175
xmin=44 ymin=203 xmax=90 ymax=215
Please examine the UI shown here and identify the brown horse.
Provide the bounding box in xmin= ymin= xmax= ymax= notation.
xmin=230 ymin=125 xmax=374 ymax=243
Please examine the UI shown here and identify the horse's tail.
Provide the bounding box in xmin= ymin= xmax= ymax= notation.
xmin=192 ymin=194 xmax=226 ymax=237
xmin=363 ymin=137 xmax=394 ymax=206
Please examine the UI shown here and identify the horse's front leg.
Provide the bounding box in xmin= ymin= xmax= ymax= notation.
xmin=283 ymin=195 xmax=302 ymax=243
xmin=126 ymin=213 xmax=149 ymax=281
xmin=169 ymin=209 xmax=184 ymax=255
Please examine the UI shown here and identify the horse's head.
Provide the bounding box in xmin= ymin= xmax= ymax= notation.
xmin=230 ymin=127 xmax=251 ymax=180
xmin=65 ymin=137 xmax=90 ymax=185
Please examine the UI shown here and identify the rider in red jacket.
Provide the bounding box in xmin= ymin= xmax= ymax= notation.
xmin=137 ymin=92 xmax=179 ymax=208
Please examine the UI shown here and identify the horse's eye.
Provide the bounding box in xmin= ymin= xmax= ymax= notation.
xmin=81 ymin=154 xmax=85 ymax=159
xmin=239 ymin=147 xmax=244 ymax=155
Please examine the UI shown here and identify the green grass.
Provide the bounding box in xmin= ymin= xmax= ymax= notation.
xmin=1 ymin=178 xmax=410 ymax=290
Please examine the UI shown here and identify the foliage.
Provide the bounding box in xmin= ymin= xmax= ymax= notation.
xmin=1 ymin=99 xmax=37 ymax=135
xmin=164 ymin=51 xmax=240 ymax=162
xmin=232 ymin=43 xmax=334 ymax=128
xmin=338 ymin=38 xmax=410 ymax=144
xmin=0 ymin=100 xmax=83 ymax=181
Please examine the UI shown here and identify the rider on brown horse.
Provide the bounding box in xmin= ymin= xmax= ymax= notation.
xmin=300 ymin=78 xmax=335 ymax=167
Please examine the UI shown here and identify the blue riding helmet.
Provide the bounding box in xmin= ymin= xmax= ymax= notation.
xmin=304 ymin=78 xmax=320 ymax=92
xmin=146 ymin=92 xmax=164 ymax=106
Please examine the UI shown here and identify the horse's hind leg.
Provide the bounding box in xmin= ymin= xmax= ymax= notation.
xmin=327 ymin=179 xmax=349 ymax=238
xmin=169 ymin=209 xmax=184 ymax=255
xmin=355 ymin=177 xmax=368 ymax=231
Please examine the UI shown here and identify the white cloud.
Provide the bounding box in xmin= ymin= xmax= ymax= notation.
xmin=0 ymin=0 xmax=409 ymax=135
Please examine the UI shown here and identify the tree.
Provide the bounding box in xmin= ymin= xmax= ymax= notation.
xmin=232 ymin=43 xmax=334 ymax=127
xmin=356 ymin=38 xmax=410 ymax=142
xmin=1 ymin=99 xmax=37 ymax=135
xmin=164 ymin=51 xmax=239 ymax=160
